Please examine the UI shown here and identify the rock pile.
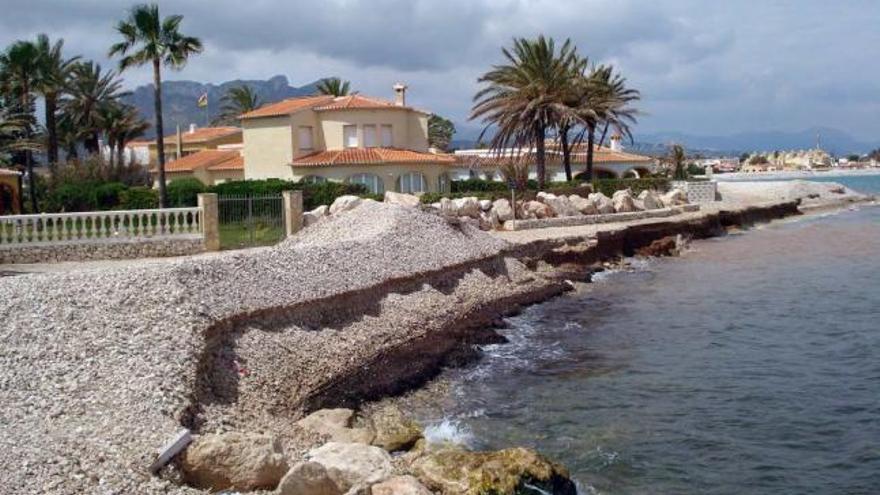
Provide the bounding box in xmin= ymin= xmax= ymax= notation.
xmin=299 ymin=188 xmax=689 ymax=234
xmin=181 ymin=406 xmax=577 ymax=495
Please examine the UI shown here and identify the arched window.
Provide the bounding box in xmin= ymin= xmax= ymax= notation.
xmin=348 ymin=173 xmax=384 ymax=194
xmin=301 ymin=175 xmax=327 ymax=184
xmin=397 ymin=172 xmax=427 ymax=194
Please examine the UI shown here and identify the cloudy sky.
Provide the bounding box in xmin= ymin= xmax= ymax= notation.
xmin=2 ymin=0 xmax=878 ymax=140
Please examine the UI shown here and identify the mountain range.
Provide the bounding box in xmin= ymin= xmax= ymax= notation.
xmin=124 ymin=75 xmax=876 ymax=156
xmin=122 ymin=75 xmax=321 ymax=137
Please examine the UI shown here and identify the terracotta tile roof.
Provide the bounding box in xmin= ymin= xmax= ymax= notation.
xmin=162 ymin=149 xmax=243 ymax=172
xmin=239 ymin=95 xmax=335 ymax=119
xmin=312 ymin=94 xmax=428 ymax=113
xmin=292 ymin=148 xmax=456 ymax=167
xmin=165 ymin=126 xmax=241 ymax=144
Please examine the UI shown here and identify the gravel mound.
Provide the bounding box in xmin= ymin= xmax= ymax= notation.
xmin=0 ymin=202 xmax=509 ymax=494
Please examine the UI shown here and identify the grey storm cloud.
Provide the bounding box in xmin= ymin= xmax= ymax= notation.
xmin=1 ymin=0 xmax=879 ymax=140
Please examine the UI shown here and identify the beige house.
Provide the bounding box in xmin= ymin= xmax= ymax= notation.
xmin=135 ymin=125 xmax=242 ymax=166
xmin=239 ymin=86 xmax=455 ymax=193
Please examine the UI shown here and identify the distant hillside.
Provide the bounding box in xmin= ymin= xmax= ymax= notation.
xmin=122 ymin=75 xmax=325 ymax=138
xmin=636 ymin=127 xmax=877 ymax=156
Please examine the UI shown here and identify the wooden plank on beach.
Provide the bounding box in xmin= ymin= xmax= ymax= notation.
xmin=149 ymin=429 xmax=192 ymax=474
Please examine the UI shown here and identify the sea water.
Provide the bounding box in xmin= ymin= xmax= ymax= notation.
xmin=416 ymin=176 xmax=880 ymax=494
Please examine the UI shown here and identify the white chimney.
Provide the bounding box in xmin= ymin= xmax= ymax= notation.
xmin=189 ymin=123 xmax=197 ymax=134
xmin=610 ymin=134 xmax=622 ymax=152
xmin=393 ymin=83 xmax=407 ymax=106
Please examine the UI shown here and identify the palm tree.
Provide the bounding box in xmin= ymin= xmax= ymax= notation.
xmin=428 ymin=114 xmax=456 ymax=151
xmin=63 ymin=61 xmax=126 ymax=154
xmin=34 ymin=34 xmax=79 ymax=168
xmin=0 ymin=39 xmax=41 ymax=211
xmin=579 ymin=65 xmax=640 ymax=180
xmin=669 ymin=143 xmax=687 ymax=180
xmin=109 ymin=3 xmax=203 ymax=208
xmin=471 ymin=36 xmax=581 ymax=189
xmin=99 ymin=101 xmax=148 ymax=171
xmin=315 ymin=77 xmax=351 ymax=97
xmin=214 ymin=85 xmax=261 ymax=125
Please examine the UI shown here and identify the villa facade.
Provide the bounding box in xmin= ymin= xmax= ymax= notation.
xmin=453 ymin=135 xmax=656 ymax=181
xmin=238 ymin=86 xmax=456 ymax=194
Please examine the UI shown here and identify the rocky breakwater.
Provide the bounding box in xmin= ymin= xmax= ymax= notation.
xmin=301 ymin=187 xmax=686 ymax=233
xmin=0 ymin=197 xmax=579 ymax=494
xmin=180 ymin=404 xmax=576 ymax=494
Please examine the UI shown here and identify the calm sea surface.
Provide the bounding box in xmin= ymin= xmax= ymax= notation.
xmin=417 ymin=175 xmax=880 ymax=494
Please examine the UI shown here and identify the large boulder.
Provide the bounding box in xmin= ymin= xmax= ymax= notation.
xmin=524 ymin=200 xmax=554 ymax=219
xmin=296 ymin=408 xmax=374 ymax=444
xmin=588 ymin=193 xmax=615 ymax=214
xmin=568 ymin=194 xmax=598 ymax=215
xmin=537 ymin=192 xmax=580 ymax=217
xmin=612 ymin=189 xmax=638 ymax=213
xmin=638 ymin=190 xmax=664 ymax=210
xmin=306 ymin=442 xmax=394 ymax=492
xmin=277 ymin=461 xmax=341 ymax=495
xmin=329 ymin=195 xmax=363 ymax=215
xmin=492 ymin=199 xmax=514 ymax=222
xmin=411 ymin=447 xmax=577 ymax=495
xmin=180 ymin=432 xmax=289 ymax=491
xmin=371 ymin=475 xmax=433 ymax=495
xmin=384 ymin=191 xmax=421 ymax=208
xmin=452 ymin=197 xmax=481 ymax=218
xmin=661 ymin=188 xmax=688 ymax=207
xmin=479 ymin=199 xmax=493 ymax=212
xmin=369 ymin=406 xmax=423 ymax=452
xmin=303 ymin=205 xmax=328 ymax=227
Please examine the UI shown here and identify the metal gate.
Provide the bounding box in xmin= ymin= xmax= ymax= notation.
xmin=218 ymin=194 xmax=285 ymax=249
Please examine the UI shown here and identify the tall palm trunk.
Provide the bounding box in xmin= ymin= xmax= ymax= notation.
xmin=45 ymin=94 xmax=59 ymax=167
xmin=152 ymin=58 xmax=167 ymax=208
xmin=598 ymin=122 xmax=610 ymax=148
xmin=116 ymin=140 xmax=125 ymax=174
xmin=586 ymin=123 xmax=596 ymax=182
xmin=535 ymin=123 xmax=546 ymax=190
xmin=560 ymin=125 xmax=572 ymax=182
xmin=20 ymin=78 xmax=37 ymax=213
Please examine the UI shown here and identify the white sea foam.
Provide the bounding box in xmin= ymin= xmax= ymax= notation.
xmin=423 ymin=418 xmax=475 ymax=446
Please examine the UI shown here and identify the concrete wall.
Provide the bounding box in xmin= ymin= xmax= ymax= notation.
xmin=672 ymin=180 xmax=718 ymax=204
xmin=0 ymin=237 xmax=204 ymax=264
xmin=243 ymin=116 xmax=295 ymax=180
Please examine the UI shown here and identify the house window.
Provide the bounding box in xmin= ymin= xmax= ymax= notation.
xmin=398 ymin=172 xmax=427 ymax=194
xmin=298 ymin=126 xmax=314 ymax=150
xmin=381 ymin=125 xmax=393 ymax=147
xmin=348 ymin=173 xmax=384 ymax=194
xmin=363 ymin=125 xmax=377 ymax=148
xmin=344 ymin=125 xmax=358 ymax=148
xmin=438 ymin=173 xmax=451 ymax=193
xmin=301 ymin=175 xmax=326 ymax=184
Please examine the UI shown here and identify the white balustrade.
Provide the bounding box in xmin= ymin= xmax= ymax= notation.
xmin=0 ymin=207 xmax=203 ymax=246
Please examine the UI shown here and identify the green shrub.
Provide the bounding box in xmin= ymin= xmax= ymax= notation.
xmin=167 ymin=178 xmax=207 ymax=207
xmin=591 ymin=178 xmax=670 ymax=197
xmin=93 ymin=182 xmax=128 ymax=210
xmin=451 ymin=178 xmax=510 ymax=193
xmin=208 ymin=178 xmax=298 ymax=196
xmin=45 ymin=181 xmax=100 ymax=212
xmin=300 ymin=182 xmax=370 ymax=210
xmin=119 ymin=187 xmax=159 ymax=209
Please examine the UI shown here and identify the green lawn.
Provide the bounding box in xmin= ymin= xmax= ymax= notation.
xmin=218 ymin=222 xmax=284 ymax=250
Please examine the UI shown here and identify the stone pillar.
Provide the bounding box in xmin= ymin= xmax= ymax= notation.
xmin=197 ymin=193 xmax=220 ymax=251
xmin=282 ymin=190 xmax=303 ymax=237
